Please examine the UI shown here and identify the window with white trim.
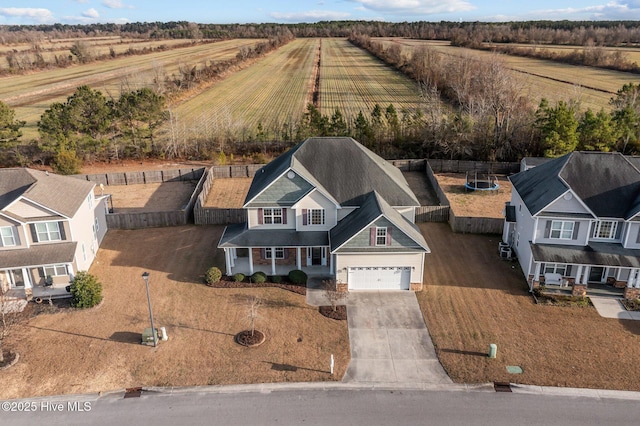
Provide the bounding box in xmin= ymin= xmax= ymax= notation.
xmin=550 ymin=221 xmax=574 ymax=239
xmin=35 ymin=222 xmax=61 ymax=242
xmin=87 ymin=193 xmax=93 ymax=209
xmin=44 ymin=264 xmax=67 ymax=277
xmin=263 ymin=208 xmax=283 ymax=224
xmin=0 ymin=226 xmax=16 ymax=246
xmin=376 ymin=227 xmax=387 ymax=246
xmin=82 ymin=243 xmax=87 ymax=261
xmin=265 ymin=247 xmax=285 ymax=259
xmin=544 ymin=263 xmax=567 ymax=276
xmin=592 ymin=220 xmax=618 ymax=239
xmin=308 ymin=209 xmax=325 ymax=225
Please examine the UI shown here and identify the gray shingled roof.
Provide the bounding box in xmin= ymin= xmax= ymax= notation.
xmin=0 ymin=168 xmax=95 ymax=218
xmin=218 ymin=223 xmax=328 ymax=248
xmin=329 ymin=191 xmax=429 ymax=252
xmin=0 ymin=242 xmax=77 ymax=269
xmin=531 ymin=242 xmax=640 ymax=268
xmin=510 ymin=152 xmax=640 ymax=219
xmin=244 ymin=138 xmax=419 ymax=208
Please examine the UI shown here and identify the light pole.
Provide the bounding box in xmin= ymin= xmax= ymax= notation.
xmin=141 ymin=271 xmax=157 ymax=347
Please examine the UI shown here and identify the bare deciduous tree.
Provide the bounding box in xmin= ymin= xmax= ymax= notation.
xmin=0 ymin=287 xmax=24 ymax=363
xmin=321 ymin=279 xmax=347 ymax=312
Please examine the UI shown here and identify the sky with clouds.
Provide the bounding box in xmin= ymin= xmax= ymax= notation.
xmin=0 ymin=1 xmax=639 ymax=25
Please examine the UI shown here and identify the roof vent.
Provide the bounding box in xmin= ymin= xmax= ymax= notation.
xmin=563 ymin=193 xmax=573 ymax=200
xmin=287 ymin=171 xmax=296 ymax=179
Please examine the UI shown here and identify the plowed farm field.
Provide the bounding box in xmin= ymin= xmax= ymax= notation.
xmin=380 ymin=38 xmax=639 ymax=112
xmin=0 ymin=39 xmax=264 ymax=139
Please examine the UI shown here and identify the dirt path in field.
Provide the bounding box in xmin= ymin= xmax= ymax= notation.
xmin=308 ymin=39 xmax=322 ymax=109
xmin=417 ymin=222 xmax=640 ymax=391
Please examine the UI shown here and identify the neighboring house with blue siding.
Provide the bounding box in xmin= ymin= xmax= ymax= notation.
xmin=503 ymin=151 xmax=640 ymax=299
xmin=218 ymin=137 xmax=430 ymax=291
xmin=0 ymin=168 xmax=109 ymax=300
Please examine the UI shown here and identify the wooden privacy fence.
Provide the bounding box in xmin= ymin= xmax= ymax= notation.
xmin=193 ymin=167 xmax=248 ymax=225
xmin=427 ymin=159 xmax=519 ymax=174
xmin=415 ymin=206 xmax=449 ymax=223
xmin=73 ymin=168 xmax=205 ymax=185
xmin=106 ymin=211 xmax=189 ymax=229
xmin=449 ymin=214 xmax=504 ymax=234
xmin=75 ymin=167 xmax=208 ymax=229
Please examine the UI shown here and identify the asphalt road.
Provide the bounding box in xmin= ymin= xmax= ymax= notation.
xmin=3 ymin=385 xmax=640 ymax=426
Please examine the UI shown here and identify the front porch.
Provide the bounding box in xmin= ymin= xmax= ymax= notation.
xmin=229 ymin=257 xmax=331 ymax=277
xmin=542 ymin=281 xmax=625 ymax=298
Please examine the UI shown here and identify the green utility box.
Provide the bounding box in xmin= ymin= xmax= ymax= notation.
xmin=141 ymin=328 xmax=159 ymax=346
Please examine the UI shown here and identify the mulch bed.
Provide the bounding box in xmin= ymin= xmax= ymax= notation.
xmin=208 ymin=277 xmax=306 ymax=295
xmin=235 ymin=330 xmax=266 ymax=347
xmin=319 ymin=305 xmax=347 ymax=320
xmin=621 ymin=298 xmax=640 ymax=311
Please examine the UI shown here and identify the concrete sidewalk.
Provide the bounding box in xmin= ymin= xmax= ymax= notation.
xmin=342 ymin=291 xmax=452 ymax=384
xmin=590 ymin=296 xmax=640 ymax=320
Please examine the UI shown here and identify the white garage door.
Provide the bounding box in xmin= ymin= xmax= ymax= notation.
xmin=348 ymin=266 xmax=411 ymax=290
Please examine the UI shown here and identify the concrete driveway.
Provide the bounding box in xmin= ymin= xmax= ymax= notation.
xmin=342 ymin=291 xmax=452 ymax=384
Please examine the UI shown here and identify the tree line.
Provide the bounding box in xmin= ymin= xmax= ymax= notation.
xmin=2 ymin=20 xmax=640 ymax=45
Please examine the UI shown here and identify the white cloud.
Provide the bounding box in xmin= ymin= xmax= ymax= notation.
xmin=75 ymin=0 xmax=90 ymax=4
xmin=515 ymin=1 xmax=640 ymax=21
xmin=0 ymin=7 xmax=55 ymax=23
xmin=269 ymin=10 xmax=351 ymax=22
xmin=82 ymin=8 xmax=100 ymax=19
xmin=102 ymin=0 xmax=127 ymax=9
xmin=348 ymin=0 xmax=475 ymax=15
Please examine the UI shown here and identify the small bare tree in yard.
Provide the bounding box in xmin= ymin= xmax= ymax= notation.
xmin=322 ymin=279 xmax=347 ymax=312
xmin=0 ymin=288 xmax=24 ymax=364
xmin=246 ymin=296 xmax=262 ymax=337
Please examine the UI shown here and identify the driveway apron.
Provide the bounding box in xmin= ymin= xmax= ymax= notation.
xmin=342 ymin=291 xmax=452 ymax=384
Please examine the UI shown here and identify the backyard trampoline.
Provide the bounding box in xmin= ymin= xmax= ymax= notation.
xmin=464 ymin=172 xmax=499 ymax=191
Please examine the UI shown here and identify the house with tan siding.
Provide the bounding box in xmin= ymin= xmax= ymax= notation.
xmin=0 ymin=168 xmax=108 ymax=300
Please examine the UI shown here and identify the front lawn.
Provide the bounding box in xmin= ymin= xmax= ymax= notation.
xmin=0 ymin=226 xmax=349 ymax=399
xmin=418 ymin=222 xmax=640 ymax=391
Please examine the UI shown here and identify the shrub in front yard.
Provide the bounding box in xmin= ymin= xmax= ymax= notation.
xmin=70 ymin=271 xmax=103 ymax=308
xmin=233 ymin=273 xmax=245 ymax=282
xmin=288 ymin=269 xmax=308 ymax=285
xmin=251 ymin=271 xmax=267 ymax=283
xmin=270 ymin=275 xmax=282 ymax=283
xmin=205 ymin=267 xmax=222 ymax=285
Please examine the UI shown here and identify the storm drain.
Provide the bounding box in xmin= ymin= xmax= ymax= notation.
xmin=493 ymin=382 xmax=512 ymax=392
xmin=124 ymin=387 xmax=143 ymax=398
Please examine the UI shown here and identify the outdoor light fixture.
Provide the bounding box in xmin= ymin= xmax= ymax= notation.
xmin=141 ymin=271 xmax=157 ymax=347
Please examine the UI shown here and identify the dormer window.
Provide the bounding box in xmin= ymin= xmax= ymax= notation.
xmin=33 ymin=222 xmax=62 ymax=242
xmin=550 ymin=220 xmax=574 ymax=239
xmin=592 ymin=220 xmax=618 ymax=239
xmin=0 ymin=226 xmax=16 ymax=247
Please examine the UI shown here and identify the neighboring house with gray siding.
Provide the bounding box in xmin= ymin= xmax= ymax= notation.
xmin=0 ymin=168 xmax=109 ymax=300
xmin=503 ymin=151 xmax=640 ymax=299
xmin=218 ymin=137 xmax=430 ymax=291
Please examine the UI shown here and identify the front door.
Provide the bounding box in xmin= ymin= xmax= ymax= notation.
xmin=311 ymin=247 xmax=322 ymax=265
xmin=589 ymin=267 xmax=604 ymax=282
xmin=10 ymin=269 xmax=25 ymax=288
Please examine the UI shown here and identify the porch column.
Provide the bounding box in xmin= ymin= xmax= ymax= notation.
xmin=296 ymin=247 xmax=301 ymax=270
xmin=22 ymin=267 xmax=33 ymax=289
xmin=581 ymin=266 xmax=590 ymax=285
xmin=574 ymin=265 xmax=582 ymax=284
xmin=533 ymin=262 xmax=541 ymax=281
xmin=329 ymin=254 xmax=335 ymax=275
xmin=224 ymin=248 xmax=232 ymax=275
xmin=604 ymin=267 xmax=610 ymax=282
xmin=629 ymin=268 xmax=638 ymax=288
xmin=230 ymin=248 xmax=235 ymax=268
xmin=271 ymin=247 xmax=276 ymax=276
xmin=248 ymin=249 xmax=254 ymax=275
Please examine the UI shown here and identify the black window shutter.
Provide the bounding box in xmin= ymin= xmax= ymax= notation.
xmin=58 ymin=221 xmax=66 ymax=240
xmin=572 ymin=222 xmax=580 ymax=240
xmin=615 ymin=222 xmax=623 ymax=239
xmin=30 ymin=224 xmax=38 ymax=242
xmin=544 ymin=221 xmax=551 ymax=238
xmin=566 ymin=265 xmax=572 ymax=276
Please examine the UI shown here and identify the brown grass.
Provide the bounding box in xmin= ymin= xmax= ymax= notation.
xmin=418 ymin=222 xmax=640 ymax=391
xmin=204 ymin=178 xmax=253 ymax=208
xmin=434 ymin=173 xmax=512 ymax=218
xmin=0 ymin=226 xmax=349 ymax=399
xmin=98 ymin=182 xmax=196 ymax=212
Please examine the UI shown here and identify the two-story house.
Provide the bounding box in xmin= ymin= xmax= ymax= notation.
xmin=503 ymin=151 xmax=640 ymax=299
xmin=218 ymin=137 xmax=430 ymax=291
xmin=0 ymin=168 xmax=109 ymax=300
